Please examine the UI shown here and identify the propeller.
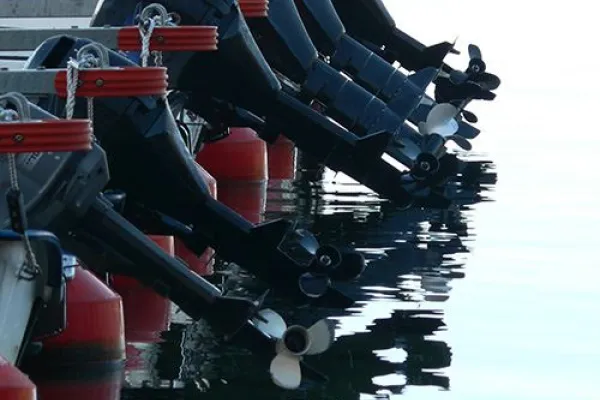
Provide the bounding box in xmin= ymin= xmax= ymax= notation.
xmin=252 ymin=309 xmax=336 ymax=389
xmin=293 ymin=229 xmax=365 ymax=298
xmin=418 ymin=103 xmax=472 ymax=151
xmin=435 ymin=44 xmax=501 ymax=120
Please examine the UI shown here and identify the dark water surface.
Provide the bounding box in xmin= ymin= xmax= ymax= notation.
xmin=3 ymin=1 xmax=600 ymax=398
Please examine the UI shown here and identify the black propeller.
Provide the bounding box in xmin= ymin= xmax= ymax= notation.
xmin=435 ymin=44 xmax=501 ymax=121
xmin=286 ymin=229 xmax=365 ymax=298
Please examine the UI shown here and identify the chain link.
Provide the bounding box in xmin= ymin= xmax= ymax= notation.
xmin=0 ymin=105 xmax=41 ymax=280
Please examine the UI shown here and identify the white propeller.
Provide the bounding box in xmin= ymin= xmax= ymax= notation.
xmin=252 ymin=309 xmax=336 ymax=390
xmin=418 ymin=103 xmax=472 ymax=151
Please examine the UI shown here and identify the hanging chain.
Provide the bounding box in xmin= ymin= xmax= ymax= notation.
xmin=0 ymin=106 xmax=41 ymax=280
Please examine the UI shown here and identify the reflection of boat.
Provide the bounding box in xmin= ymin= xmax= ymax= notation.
xmin=32 ymin=364 xmax=123 ymax=400
xmin=123 ymin=154 xmax=495 ymax=398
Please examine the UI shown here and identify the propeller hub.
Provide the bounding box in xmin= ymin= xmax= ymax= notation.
xmin=282 ymin=326 xmax=311 ymax=356
xmin=419 ymin=160 xmax=432 ymax=172
xmin=318 ymin=254 xmax=333 ymax=267
xmin=412 ymin=153 xmax=440 ymax=180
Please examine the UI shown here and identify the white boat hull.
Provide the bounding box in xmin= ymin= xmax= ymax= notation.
xmin=0 ymin=240 xmax=37 ymax=364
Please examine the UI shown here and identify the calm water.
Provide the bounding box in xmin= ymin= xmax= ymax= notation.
xmin=2 ymin=1 xmax=600 ymax=399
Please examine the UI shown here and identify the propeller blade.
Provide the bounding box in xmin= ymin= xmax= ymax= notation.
xmin=296 ymin=229 xmax=320 ymax=255
xmin=306 ymin=319 xmax=336 ymax=355
xmin=298 ymin=273 xmax=330 ymax=298
xmin=476 ymin=72 xmax=501 ymax=91
xmin=450 ymin=36 xmax=460 ymax=55
xmin=468 ymin=44 xmax=482 ymax=60
xmin=435 ymin=118 xmax=460 ymax=138
xmin=462 ymin=110 xmax=479 ymax=123
xmin=426 ymin=103 xmax=459 ymax=127
xmin=401 ymin=138 xmax=425 ymax=160
xmin=418 ymin=121 xmax=428 ymax=136
xmin=424 ymin=104 xmax=460 ymax=137
xmin=448 ymin=135 xmax=473 ymax=151
xmin=329 ymin=250 xmax=366 ymax=282
xmin=253 ymin=309 xmax=287 ymax=338
xmin=270 ymin=353 xmax=302 ymax=390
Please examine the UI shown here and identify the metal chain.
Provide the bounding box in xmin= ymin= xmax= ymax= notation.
xmin=0 ymin=107 xmax=41 ymax=280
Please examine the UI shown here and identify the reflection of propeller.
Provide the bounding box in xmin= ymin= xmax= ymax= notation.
xmin=435 ymin=44 xmax=501 ymax=120
xmin=294 ymin=229 xmax=365 ymax=298
xmin=253 ymin=309 xmax=336 ymax=389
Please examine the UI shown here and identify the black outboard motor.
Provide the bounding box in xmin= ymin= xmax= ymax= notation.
xmin=0 ymin=92 xmax=331 ymax=388
xmin=241 ymin=0 xmax=450 ymax=178
xmin=26 ymin=36 xmax=364 ymax=308
xmin=331 ymin=0 xmax=501 ymax=123
xmin=90 ymin=0 xmax=452 ymax=207
xmin=291 ymin=0 xmax=480 ymax=144
xmin=331 ymin=0 xmax=454 ymax=72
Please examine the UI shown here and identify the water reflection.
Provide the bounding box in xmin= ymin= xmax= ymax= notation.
xmin=113 ymin=152 xmax=496 ymax=399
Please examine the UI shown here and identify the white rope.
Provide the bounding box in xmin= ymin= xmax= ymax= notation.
xmin=0 ymin=106 xmax=41 ymax=280
xmin=66 ymin=50 xmax=101 ymax=137
xmin=138 ymin=4 xmax=177 ymax=67
xmin=139 ymin=16 xmax=157 ymax=67
xmin=139 ymin=15 xmax=168 ymax=67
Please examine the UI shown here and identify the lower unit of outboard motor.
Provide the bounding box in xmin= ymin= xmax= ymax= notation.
xmin=90 ymin=0 xmax=452 ymax=207
xmin=242 ymin=0 xmax=452 ymax=177
xmin=0 ymin=98 xmax=329 ymax=388
xmin=331 ymin=0 xmax=501 ymax=123
xmin=292 ymin=0 xmax=480 ymax=142
xmin=27 ymin=35 xmax=364 ymax=309
xmin=331 ymin=0 xmax=455 ymax=73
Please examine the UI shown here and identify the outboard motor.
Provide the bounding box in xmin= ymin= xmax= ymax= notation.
xmin=331 ymin=0 xmax=455 ymax=72
xmin=291 ymin=0 xmax=480 ymax=148
xmin=0 ymin=91 xmax=332 ymax=388
xmin=241 ymin=0 xmax=454 ymax=179
xmin=25 ymin=36 xmax=364 ymax=308
xmin=90 ymin=0 xmax=452 ymax=207
xmin=331 ymin=0 xmax=501 ymax=124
